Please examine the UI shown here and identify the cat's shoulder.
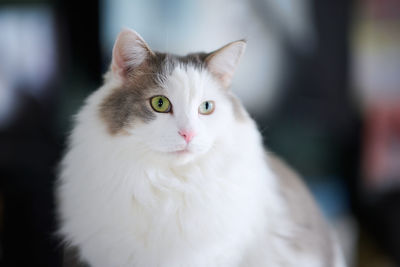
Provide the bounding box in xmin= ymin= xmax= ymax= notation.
xmin=266 ymin=152 xmax=325 ymax=224
xmin=266 ymin=152 xmax=335 ymax=258
xmin=266 ymin=152 xmax=313 ymax=204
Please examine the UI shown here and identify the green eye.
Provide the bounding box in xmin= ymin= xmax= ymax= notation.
xmin=150 ymin=95 xmax=171 ymax=113
xmin=199 ymin=101 xmax=215 ymax=115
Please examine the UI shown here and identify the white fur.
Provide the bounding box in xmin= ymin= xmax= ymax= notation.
xmin=58 ymin=65 xmax=344 ymax=266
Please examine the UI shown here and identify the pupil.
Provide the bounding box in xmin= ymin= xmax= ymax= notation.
xmin=158 ymin=98 xmax=163 ymax=107
xmin=205 ymin=102 xmax=209 ymax=110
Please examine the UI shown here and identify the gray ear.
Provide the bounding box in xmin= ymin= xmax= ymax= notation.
xmin=205 ymin=40 xmax=246 ymax=88
xmin=111 ymin=28 xmax=154 ymax=79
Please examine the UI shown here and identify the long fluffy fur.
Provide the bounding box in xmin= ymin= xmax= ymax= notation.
xmin=57 ymin=36 xmax=345 ymax=266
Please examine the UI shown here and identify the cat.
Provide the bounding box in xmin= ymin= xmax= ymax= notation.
xmin=57 ymin=28 xmax=346 ymax=267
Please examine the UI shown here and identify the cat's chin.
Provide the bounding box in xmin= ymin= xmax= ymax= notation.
xmin=153 ymin=147 xmax=204 ymax=166
xmin=169 ymin=149 xmax=198 ymax=165
xmin=173 ymin=147 xmax=191 ymax=155
xmin=169 ymin=143 xmax=214 ymax=165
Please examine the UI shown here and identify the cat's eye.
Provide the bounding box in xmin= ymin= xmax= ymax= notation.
xmin=150 ymin=95 xmax=171 ymax=113
xmin=199 ymin=101 xmax=215 ymax=115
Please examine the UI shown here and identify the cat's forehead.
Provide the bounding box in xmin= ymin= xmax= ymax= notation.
xmin=152 ymin=52 xmax=208 ymax=81
xmin=163 ymin=63 xmax=217 ymax=99
xmin=151 ymin=52 xmax=221 ymax=101
xmin=160 ymin=52 xmax=208 ymax=72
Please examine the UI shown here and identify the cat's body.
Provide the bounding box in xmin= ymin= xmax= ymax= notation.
xmin=57 ymin=29 xmax=345 ymax=267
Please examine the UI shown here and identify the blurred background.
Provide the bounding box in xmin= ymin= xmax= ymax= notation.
xmin=0 ymin=0 xmax=399 ymax=266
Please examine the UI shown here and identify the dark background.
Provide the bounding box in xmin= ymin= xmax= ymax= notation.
xmin=0 ymin=0 xmax=399 ymax=266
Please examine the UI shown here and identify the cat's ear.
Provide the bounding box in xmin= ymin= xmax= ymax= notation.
xmin=111 ymin=28 xmax=154 ymax=79
xmin=205 ymin=40 xmax=246 ymax=88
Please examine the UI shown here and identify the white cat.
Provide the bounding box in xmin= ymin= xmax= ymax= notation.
xmin=57 ymin=28 xmax=346 ymax=267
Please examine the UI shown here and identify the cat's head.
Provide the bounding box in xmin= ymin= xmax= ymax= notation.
xmin=100 ymin=29 xmax=247 ymax=164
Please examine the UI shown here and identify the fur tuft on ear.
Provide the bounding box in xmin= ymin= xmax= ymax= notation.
xmin=205 ymin=40 xmax=246 ymax=88
xmin=111 ymin=28 xmax=154 ymax=79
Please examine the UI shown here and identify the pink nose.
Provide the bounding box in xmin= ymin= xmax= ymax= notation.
xmin=178 ymin=130 xmax=196 ymax=143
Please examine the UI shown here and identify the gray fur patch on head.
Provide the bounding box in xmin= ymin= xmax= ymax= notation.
xmin=100 ymin=85 xmax=157 ymax=135
xmin=160 ymin=52 xmax=208 ymax=75
xmin=174 ymin=53 xmax=208 ymax=70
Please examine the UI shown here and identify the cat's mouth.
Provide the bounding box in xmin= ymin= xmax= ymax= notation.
xmin=170 ymin=144 xmax=193 ymax=155
xmin=173 ymin=147 xmax=191 ymax=154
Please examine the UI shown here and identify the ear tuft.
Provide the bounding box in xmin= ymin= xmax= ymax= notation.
xmin=205 ymin=40 xmax=246 ymax=88
xmin=111 ymin=28 xmax=153 ymax=79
